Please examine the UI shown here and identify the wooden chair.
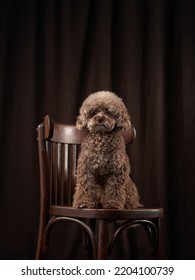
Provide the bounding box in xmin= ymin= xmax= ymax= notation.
xmin=36 ymin=115 xmax=163 ymax=259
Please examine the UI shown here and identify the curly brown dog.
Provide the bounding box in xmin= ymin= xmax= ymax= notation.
xmin=72 ymin=91 xmax=142 ymax=209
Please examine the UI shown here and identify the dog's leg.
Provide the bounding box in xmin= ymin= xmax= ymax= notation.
xmin=72 ymin=178 xmax=101 ymax=208
xmin=100 ymin=175 xmax=126 ymax=209
xmin=125 ymin=177 xmax=143 ymax=209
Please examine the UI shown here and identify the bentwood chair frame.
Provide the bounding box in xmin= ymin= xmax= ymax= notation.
xmin=36 ymin=115 xmax=163 ymax=259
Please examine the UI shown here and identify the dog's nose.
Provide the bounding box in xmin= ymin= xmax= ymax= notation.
xmin=96 ymin=114 xmax=104 ymax=122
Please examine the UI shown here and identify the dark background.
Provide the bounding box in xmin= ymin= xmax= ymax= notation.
xmin=0 ymin=0 xmax=195 ymax=259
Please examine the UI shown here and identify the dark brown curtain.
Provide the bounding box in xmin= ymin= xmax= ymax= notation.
xmin=0 ymin=0 xmax=195 ymax=259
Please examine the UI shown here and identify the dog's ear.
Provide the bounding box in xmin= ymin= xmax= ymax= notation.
xmin=76 ymin=115 xmax=85 ymax=130
xmin=116 ymin=108 xmax=131 ymax=131
xmin=113 ymin=102 xmax=131 ymax=131
xmin=76 ymin=110 xmax=88 ymax=131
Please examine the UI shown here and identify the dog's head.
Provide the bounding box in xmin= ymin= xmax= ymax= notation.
xmin=76 ymin=91 xmax=131 ymax=133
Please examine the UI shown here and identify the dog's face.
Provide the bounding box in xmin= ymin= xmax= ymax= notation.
xmin=76 ymin=91 xmax=131 ymax=133
xmin=86 ymin=105 xmax=117 ymax=133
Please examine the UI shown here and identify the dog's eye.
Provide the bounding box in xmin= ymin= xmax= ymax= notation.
xmin=106 ymin=110 xmax=114 ymax=118
xmin=89 ymin=109 xmax=96 ymax=117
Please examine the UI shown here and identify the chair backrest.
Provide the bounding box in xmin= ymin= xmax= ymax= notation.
xmin=37 ymin=115 xmax=136 ymax=207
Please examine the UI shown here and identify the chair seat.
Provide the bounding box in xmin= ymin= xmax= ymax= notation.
xmin=50 ymin=205 xmax=163 ymax=220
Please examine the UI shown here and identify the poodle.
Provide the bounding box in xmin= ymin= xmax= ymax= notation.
xmin=72 ymin=91 xmax=142 ymax=209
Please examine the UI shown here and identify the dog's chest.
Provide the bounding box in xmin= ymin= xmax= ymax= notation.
xmin=89 ymin=152 xmax=113 ymax=182
xmin=89 ymin=134 xmax=116 ymax=156
xmin=84 ymin=134 xmax=119 ymax=180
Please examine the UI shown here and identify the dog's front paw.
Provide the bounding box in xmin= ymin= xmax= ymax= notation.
xmin=73 ymin=201 xmax=99 ymax=209
xmin=101 ymin=200 xmax=124 ymax=209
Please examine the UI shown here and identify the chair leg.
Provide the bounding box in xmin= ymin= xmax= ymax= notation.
xmin=35 ymin=211 xmax=49 ymax=259
xmin=97 ymin=219 xmax=109 ymax=260
xmin=82 ymin=219 xmax=96 ymax=256
xmin=155 ymin=217 xmax=163 ymax=259
xmin=35 ymin=225 xmax=45 ymax=259
xmin=146 ymin=217 xmax=162 ymax=259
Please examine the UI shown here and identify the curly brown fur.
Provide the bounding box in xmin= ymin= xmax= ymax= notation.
xmin=73 ymin=91 xmax=142 ymax=209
